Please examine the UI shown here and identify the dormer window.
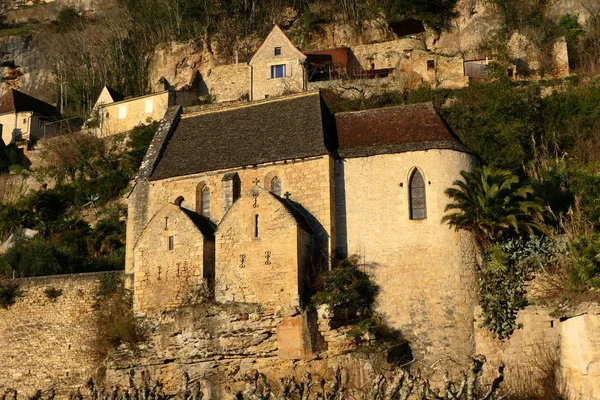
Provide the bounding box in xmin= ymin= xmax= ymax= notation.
xmin=274 ymin=47 xmax=281 ymax=56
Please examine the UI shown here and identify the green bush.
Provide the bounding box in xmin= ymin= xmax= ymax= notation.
xmin=479 ymin=236 xmax=557 ymax=339
xmin=0 ymin=282 xmax=21 ymax=309
xmin=94 ymin=274 xmax=146 ymax=357
xmin=312 ymin=255 xmax=379 ymax=323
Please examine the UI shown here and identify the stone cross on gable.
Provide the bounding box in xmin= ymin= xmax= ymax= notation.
xmin=284 ymin=191 xmax=291 ymax=200
xmin=253 ymin=178 xmax=261 ymax=187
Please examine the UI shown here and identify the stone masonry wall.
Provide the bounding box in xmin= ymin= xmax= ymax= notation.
xmin=249 ymin=28 xmax=306 ymax=100
xmin=137 ymin=155 xmax=334 ymax=263
xmin=338 ymin=149 xmax=478 ymax=369
xmin=351 ymin=38 xmax=426 ymax=70
xmin=0 ymin=272 xmax=117 ymax=396
xmin=204 ymin=64 xmax=250 ymax=103
xmin=133 ymin=204 xmax=211 ymax=314
xmin=560 ymin=306 xmax=600 ymax=400
xmin=215 ymin=189 xmax=305 ymax=310
xmin=101 ymin=92 xmax=170 ymax=137
xmin=474 ymin=306 xmax=560 ymax=396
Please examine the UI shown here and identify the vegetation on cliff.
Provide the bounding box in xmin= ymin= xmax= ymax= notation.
xmin=0 ymin=122 xmax=157 ymax=278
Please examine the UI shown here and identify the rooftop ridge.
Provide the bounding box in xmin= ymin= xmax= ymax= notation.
xmin=181 ymin=90 xmax=320 ymax=119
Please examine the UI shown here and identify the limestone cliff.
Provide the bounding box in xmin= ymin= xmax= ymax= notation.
xmin=1 ymin=0 xmax=596 ymax=98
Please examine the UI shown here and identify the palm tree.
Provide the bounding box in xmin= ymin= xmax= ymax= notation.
xmin=442 ymin=166 xmax=545 ymax=250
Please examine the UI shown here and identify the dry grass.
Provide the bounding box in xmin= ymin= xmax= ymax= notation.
xmin=0 ymin=174 xmax=27 ymax=204
xmin=501 ymin=345 xmax=565 ymax=399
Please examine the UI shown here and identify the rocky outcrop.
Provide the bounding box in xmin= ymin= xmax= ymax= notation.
xmin=560 ymin=303 xmax=600 ymax=400
xmin=0 ymin=35 xmax=54 ymax=100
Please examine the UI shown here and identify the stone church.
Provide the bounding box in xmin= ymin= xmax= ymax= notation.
xmin=126 ymin=90 xmax=479 ymax=362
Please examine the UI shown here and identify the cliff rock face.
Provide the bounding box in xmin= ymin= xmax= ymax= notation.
xmin=0 ymin=36 xmax=54 ymax=100
xmin=429 ymin=0 xmax=502 ymax=57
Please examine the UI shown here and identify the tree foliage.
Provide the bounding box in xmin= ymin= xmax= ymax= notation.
xmin=442 ymin=167 xmax=544 ymax=250
xmin=312 ymin=255 xmax=379 ymax=322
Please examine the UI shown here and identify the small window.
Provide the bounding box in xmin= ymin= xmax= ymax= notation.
xmin=427 ymin=60 xmax=435 ymax=70
xmin=254 ymin=214 xmax=259 ymax=238
xmin=38 ymin=119 xmax=44 ymax=129
xmin=222 ymin=173 xmax=241 ymax=213
xmin=168 ymin=236 xmax=174 ymax=250
xmin=201 ymin=187 xmax=211 ymax=217
xmin=274 ymin=47 xmax=281 ymax=56
xmin=271 ymin=176 xmax=282 ymax=197
xmin=145 ymin=99 xmax=153 ymax=114
xmin=174 ymin=196 xmax=185 ymax=206
xmin=119 ymin=105 xmax=127 ymax=119
xmin=270 ymin=64 xmax=285 ymax=79
xmin=409 ymin=169 xmax=427 ymax=220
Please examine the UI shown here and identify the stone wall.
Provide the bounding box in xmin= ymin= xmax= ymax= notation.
xmin=133 ymin=204 xmax=213 ymax=314
xmin=249 ymin=27 xmax=306 ymax=100
xmin=204 ymin=64 xmax=249 ymax=103
xmin=560 ymin=306 xmax=600 ymax=400
xmin=129 ymin=155 xmax=335 ymax=275
xmin=399 ymin=50 xmax=468 ymax=90
xmin=337 ymin=149 xmax=478 ymax=368
xmin=351 ymin=38 xmax=426 ymax=70
xmin=104 ymin=302 xmax=386 ymax=399
xmin=0 ymin=272 xmax=116 ymax=395
xmin=474 ymin=306 xmax=560 ymax=396
xmin=100 ymin=92 xmax=170 ymax=137
xmin=215 ymin=188 xmax=308 ymax=310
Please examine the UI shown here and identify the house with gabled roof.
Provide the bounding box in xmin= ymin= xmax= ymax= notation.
xmin=90 ymin=84 xmax=200 ymax=138
xmin=0 ymin=88 xmax=60 ymax=146
xmin=126 ymin=90 xmax=479 ymax=366
xmin=248 ymin=25 xmax=308 ymax=101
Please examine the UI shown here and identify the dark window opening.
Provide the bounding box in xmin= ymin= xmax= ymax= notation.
xmin=254 ymin=214 xmax=260 ymax=238
xmin=409 ymin=169 xmax=427 ymax=220
xmin=427 ymin=60 xmax=435 ymax=70
xmin=274 ymin=47 xmax=281 ymax=56
xmin=174 ymin=196 xmax=185 ymax=206
xmin=168 ymin=236 xmax=174 ymax=250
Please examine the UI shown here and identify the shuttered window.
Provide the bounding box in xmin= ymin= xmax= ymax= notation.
xmin=270 ymin=64 xmax=285 ymax=79
xmin=409 ymin=169 xmax=426 ymax=220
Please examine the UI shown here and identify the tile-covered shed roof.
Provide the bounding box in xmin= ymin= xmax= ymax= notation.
xmin=334 ymin=102 xmax=471 ymax=158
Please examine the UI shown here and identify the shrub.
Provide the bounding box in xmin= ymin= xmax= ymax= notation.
xmin=479 ymin=236 xmax=557 ymax=339
xmin=44 ymin=286 xmax=63 ymax=301
xmin=312 ymin=255 xmax=379 ymax=324
xmin=0 ymin=282 xmax=21 ymax=308
xmin=94 ymin=274 xmax=146 ymax=358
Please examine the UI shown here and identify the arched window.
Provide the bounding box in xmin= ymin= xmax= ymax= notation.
xmin=222 ymin=172 xmax=241 ymax=213
xmin=174 ymin=196 xmax=185 ymax=207
xmin=201 ymin=187 xmax=211 ymax=217
xmin=271 ymin=176 xmax=282 ymax=197
xmin=409 ymin=169 xmax=426 ymax=220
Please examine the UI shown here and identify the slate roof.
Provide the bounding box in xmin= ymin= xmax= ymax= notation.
xmin=334 ymin=102 xmax=471 ymax=158
xmin=150 ymin=92 xmax=335 ymax=181
xmin=105 ymin=87 xmax=125 ymax=103
xmin=0 ymin=89 xmax=59 ymax=117
xmin=180 ymin=207 xmax=216 ymax=239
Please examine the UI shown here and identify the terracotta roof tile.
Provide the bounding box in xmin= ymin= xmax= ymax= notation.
xmin=334 ymin=102 xmax=470 ymax=157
